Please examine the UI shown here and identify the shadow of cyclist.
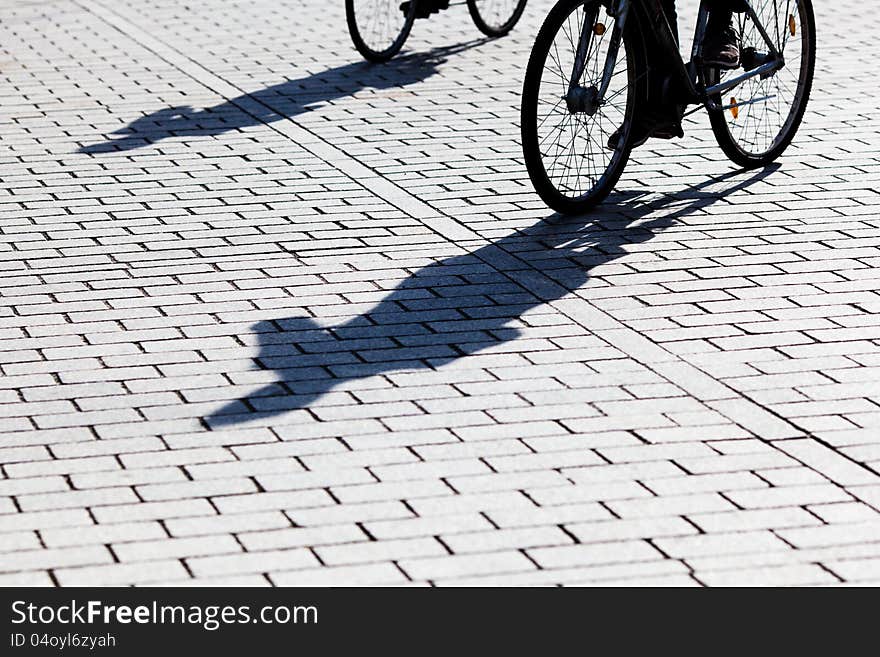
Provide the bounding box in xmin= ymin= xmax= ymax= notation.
xmin=79 ymin=40 xmax=488 ymax=154
xmin=205 ymin=165 xmax=779 ymax=428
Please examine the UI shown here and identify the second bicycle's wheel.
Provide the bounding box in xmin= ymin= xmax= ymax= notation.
xmin=705 ymin=0 xmax=816 ymax=168
xmin=467 ymin=0 xmax=528 ymax=37
xmin=521 ymin=0 xmax=642 ymax=214
xmin=346 ymin=0 xmax=417 ymax=62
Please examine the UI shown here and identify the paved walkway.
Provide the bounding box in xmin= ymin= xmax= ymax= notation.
xmin=1 ymin=0 xmax=879 ymax=586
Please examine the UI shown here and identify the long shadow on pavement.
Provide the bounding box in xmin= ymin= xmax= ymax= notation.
xmin=206 ymin=165 xmax=779 ymax=428
xmin=79 ymin=40 xmax=488 ymax=154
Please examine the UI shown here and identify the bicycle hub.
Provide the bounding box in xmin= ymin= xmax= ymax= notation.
xmin=566 ymin=85 xmax=600 ymax=116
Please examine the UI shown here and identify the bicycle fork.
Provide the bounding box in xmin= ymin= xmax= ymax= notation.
xmin=565 ymin=0 xmax=787 ymax=116
xmin=564 ymin=0 xmax=629 ymax=116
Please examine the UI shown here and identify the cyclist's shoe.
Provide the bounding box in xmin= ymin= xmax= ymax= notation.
xmin=703 ymin=26 xmax=741 ymax=69
xmin=607 ymin=122 xmax=647 ymax=151
xmin=607 ymin=117 xmax=683 ymax=151
xmin=401 ymin=0 xmax=448 ymax=19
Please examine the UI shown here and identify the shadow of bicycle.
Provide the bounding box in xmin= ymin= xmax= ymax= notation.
xmin=79 ymin=40 xmax=489 ymax=154
xmin=205 ymin=165 xmax=779 ymax=428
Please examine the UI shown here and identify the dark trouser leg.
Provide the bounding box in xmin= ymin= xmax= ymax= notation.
xmin=705 ymin=0 xmax=749 ymax=32
xmin=607 ymin=0 xmax=684 ymax=150
xmin=660 ymin=0 xmax=679 ymax=45
xmin=708 ymin=10 xmax=733 ymax=34
xmin=703 ymin=0 xmax=741 ymax=68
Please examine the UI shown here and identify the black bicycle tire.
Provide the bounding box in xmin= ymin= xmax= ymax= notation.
xmin=346 ymin=0 xmax=417 ymax=62
xmin=707 ymin=0 xmax=816 ymax=168
xmin=521 ymin=0 xmax=643 ymax=214
xmin=467 ymin=0 xmax=529 ymax=37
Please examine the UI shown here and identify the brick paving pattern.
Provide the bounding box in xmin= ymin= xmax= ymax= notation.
xmin=1 ymin=0 xmax=879 ymax=586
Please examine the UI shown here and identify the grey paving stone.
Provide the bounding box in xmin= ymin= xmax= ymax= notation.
xmin=1 ymin=0 xmax=878 ymax=586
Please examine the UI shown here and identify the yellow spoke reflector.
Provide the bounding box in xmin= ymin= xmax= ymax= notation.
xmin=594 ymin=23 xmax=606 ymax=35
xmin=789 ymin=14 xmax=797 ymax=36
xmin=730 ymin=98 xmax=739 ymax=120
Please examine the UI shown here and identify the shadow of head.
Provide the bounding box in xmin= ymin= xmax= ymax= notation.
xmin=206 ymin=165 xmax=779 ymax=427
xmin=78 ymin=39 xmax=490 ymax=154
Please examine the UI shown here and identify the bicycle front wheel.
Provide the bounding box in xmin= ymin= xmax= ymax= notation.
xmin=346 ymin=0 xmax=417 ymax=62
xmin=521 ymin=0 xmax=641 ymax=214
xmin=705 ymin=0 xmax=816 ymax=167
xmin=467 ymin=0 xmax=528 ymax=37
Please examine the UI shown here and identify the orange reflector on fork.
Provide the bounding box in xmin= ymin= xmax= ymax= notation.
xmin=789 ymin=14 xmax=797 ymax=36
xmin=730 ymin=98 xmax=739 ymax=119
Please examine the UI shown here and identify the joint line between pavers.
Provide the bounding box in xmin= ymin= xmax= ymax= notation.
xmin=74 ymin=0 xmax=480 ymax=243
xmin=75 ymin=0 xmax=816 ymax=448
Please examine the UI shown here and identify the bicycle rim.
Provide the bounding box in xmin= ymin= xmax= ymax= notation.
xmin=347 ymin=0 xmax=416 ymax=61
xmin=468 ymin=0 xmax=528 ymax=36
xmin=523 ymin=0 xmax=636 ymax=212
xmin=709 ymin=0 xmax=815 ymax=161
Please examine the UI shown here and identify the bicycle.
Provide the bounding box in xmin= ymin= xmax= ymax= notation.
xmin=346 ymin=0 xmax=529 ymax=62
xmin=521 ymin=0 xmax=816 ymax=214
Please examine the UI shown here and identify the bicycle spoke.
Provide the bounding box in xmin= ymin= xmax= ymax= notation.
xmin=531 ymin=0 xmax=630 ymax=201
xmin=522 ymin=0 xmax=644 ymax=212
xmin=718 ymin=0 xmax=809 ymax=156
xmin=352 ymin=0 xmax=409 ymax=55
xmin=471 ymin=0 xmax=522 ymax=31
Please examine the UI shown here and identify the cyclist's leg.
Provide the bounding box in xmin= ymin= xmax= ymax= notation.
xmin=661 ymin=0 xmax=678 ymax=45
xmin=607 ymin=0 xmax=683 ymax=150
xmin=703 ymin=0 xmax=742 ymax=69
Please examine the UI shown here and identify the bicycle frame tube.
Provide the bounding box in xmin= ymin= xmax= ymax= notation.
xmin=590 ymin=0 xmax=697 ymax=107
xmin=690 ymin=3 xmax=711 ymax=70
xmin=741 ymin=0 xmax=782 ymax=58
xmin=699 ymin=0 xmax=785 ymax=102
xmin=596 ymin=1 xmax=628 ymax=100
xmin=588 ymin=0 xmax=787 ymax=111
xmin=569 ymin=5 xmax=600 ymax=93
xmin=704 ymin=60 xmax=780 ymax=97
xmin=566 ymin=0 xmax=626 ymax=115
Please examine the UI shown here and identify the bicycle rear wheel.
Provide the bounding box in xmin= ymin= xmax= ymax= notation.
xmin=467 ymin=0 xmax=528 ymax=37
xmin=705 ymin=0 xmax=816 ymax=167
xmin=521 ymin=0 xmax=642 ymax=214
xmin=346 ymin=0 xmax=417 ymax=62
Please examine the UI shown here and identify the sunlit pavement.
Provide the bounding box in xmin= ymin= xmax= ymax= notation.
xmin=1 ymin=0 xmax=879 ymax=586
